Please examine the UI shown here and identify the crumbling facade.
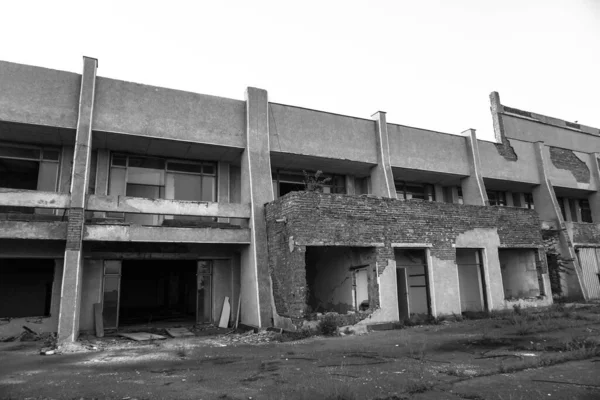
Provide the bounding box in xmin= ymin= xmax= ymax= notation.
xmin=0 ymin=58 xmax=599 ymax=343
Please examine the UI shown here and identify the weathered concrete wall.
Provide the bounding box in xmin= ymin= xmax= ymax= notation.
xmin=387 ymin=124 xmax=470 ymax=175
xmin=502 ymin=114 xmax=600 ymax=154
xmin=0 ymin=259 xmax=63 ymax=337
xmin=92 ymin=77 xmax=246 ymax=148
xmin=265 ymin=192 xmax=545 ymax=320
xmin=565 ymin=221 xmax=600 ymax=246
xmin=0 ymin=61 xmax=80 ymax=128
xmin=499 ymin=249 xmax=540 ymax=299
xmin=268 ymin=103 xmax=378 ymax=163
xmin=479 ymin=139 xmax=540 ymax=183
xmin=83 ymin=225 xmax=250 ymax=243
xmin=0 ymin=221 xmax=68 ymax=240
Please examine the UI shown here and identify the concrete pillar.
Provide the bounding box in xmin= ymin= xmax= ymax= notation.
xmin=218 ymin=161 xmax=230 ymax=223
xmin=516 ymin=192 xmax=526 ymax=208
xmin=505 ymin=192 xmax=514 ymax=207
xmin=532 ymin=141 xmax=586 ymax=299
xmin=240 ymin=87 xmax=274 ymax=327
xmin=563 ymin=199 xmax=572 ymax=222
xmin=345 ymin=175 xmax=356 ymax=195
xmin=57 ymin=57 xmax=97 ymax=346
xmin=434 ymin=184 xmax=444 ymax=203
xmin=58 ymin=146 xmax=74 ymax=193
xmin=460 ymin=129 xmax=488 ymax=205
xmin=95 ymin=149 xmax=110 ymax=196
xmin=370 ymin=112 xmax=397 ymax=198
xmin=588 ymin=153 xmax=600 ymax=223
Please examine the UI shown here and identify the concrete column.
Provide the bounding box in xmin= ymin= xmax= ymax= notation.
xmin=505 ymin=192 xmax=514 ymax=207
xmin=516 ymin=192 xmax=526 ymax=208
xmin=563 ymin=199 xmax=572 ymax=222
xmin=58 ymin=146 xmax=74 ymax=193
xmin=370 ymin=112 xmax=397 ymax=198
xmin=95 ymin=149 xmax=110 ymax=196
xmin=57 ymin=57 xmax=97 ymax=346
xmin=588 ymin=153 xmax=600 ymax=223
xmin=218 ymin=161 xmax=230 ymax=223
xmin=240 ymin=87 xmax=274 ymax=327
xmin=460 ymin=129 xmax=488 ymax=205
xmin=434 ymin=184 xmax=444 ymax=203
xmin=345 ymin=175 xmax=356 ymax=195
xmin=532 ymin=141 xmax=586 ymax=299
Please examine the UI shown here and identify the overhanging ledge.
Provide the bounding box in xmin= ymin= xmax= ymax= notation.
xmin=0 ymin=220 xmax=68 ymax=240
xmin=83 ymin=224 xmax=251 ymax=244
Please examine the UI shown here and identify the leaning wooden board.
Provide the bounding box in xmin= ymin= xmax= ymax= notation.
xmin=219 ymin=296 xmax=231 ymax=328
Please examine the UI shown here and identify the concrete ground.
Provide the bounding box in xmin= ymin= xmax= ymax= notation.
xmin=1 ymin=304 xmax=600 ymax=400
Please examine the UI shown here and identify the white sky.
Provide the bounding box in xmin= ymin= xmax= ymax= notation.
xmin=1 ymin=0 xmax=598 ymax=141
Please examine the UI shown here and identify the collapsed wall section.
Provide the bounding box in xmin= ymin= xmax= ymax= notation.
xmin=265 ymin=191 xmax=545 ymax=321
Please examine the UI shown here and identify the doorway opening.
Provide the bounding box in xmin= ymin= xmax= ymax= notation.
xmin=0 ymin=258 xmax=55 ymax=318
xmin=102 ymin=259 xmax=214 ymax=329
xmin=499 ymin=249 xmax=543 ymax=300
xmin=395 ymin=249 xmax=431 ymax=320
xmin=456 ymin=248 xmax=488 ymax=313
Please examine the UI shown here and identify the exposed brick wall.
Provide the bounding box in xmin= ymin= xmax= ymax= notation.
xmin=266 ymin=192 xmax=544 ymax=319
xmin=66 ymin=207 xmax=85 ymax=250
xmin=569 ymin=222 xmax=600 ymax=245
xmin=549 ymin=147 xmax=590 ymax=183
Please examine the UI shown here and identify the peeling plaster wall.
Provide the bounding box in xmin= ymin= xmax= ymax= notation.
xmin=548 ymin=147 xmax=593 ymax=188
xmin=265 ymin=192 xmax=545 ymax=321
xmin=479 ymin=139 xmax=539 ymax=184
xmin=499 ymin=249 xmax=541 ymax=299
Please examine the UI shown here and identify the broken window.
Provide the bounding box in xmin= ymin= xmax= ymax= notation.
xmin=499 ymin=249 xmax=542 ymax=300
xmin=107 ymin=154 xmax=217 ymax=224
xmin=0 ymin=144 xmax=60 ymax=214
xmin=456 ymin=249 xmax=488 ymax=313
xmin=487 ymin=190 xmax=506 ymax=206
xmin=395 ymin=181 xmax=435 ymax=201
xmin=0 ymin=259 xmax=55 ymax=318
xmin=272 ymin=170 xmax=346 ymax=198
xmin=580 ymin=199 xmax=593 ymax=223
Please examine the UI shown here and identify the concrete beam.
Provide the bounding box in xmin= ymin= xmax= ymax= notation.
xmin=461 ymin=129 xmax=488 ymax=205
xmin=0 ymin=220 xmax=67 ymax=240
xmin=86 ymin=194 xmax=251 ymax=218
xmin=83 ymin=224 xmax=250 ymax=243
xmin=0 ymin=188 xmax=70 ymax=209
xmin=370 ymin=111 xmax=397 ymax=198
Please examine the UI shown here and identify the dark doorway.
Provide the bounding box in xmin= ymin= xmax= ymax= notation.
xmin=395 ymin=249 xmax=432 ymax=318
xmin=119 ymin=260 xmax=197 ymax=325
xmin=0 ymin=258 xmax=54 ymax=318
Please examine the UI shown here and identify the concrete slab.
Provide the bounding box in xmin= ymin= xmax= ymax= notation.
xmin=165 ymin=328 xmax=195 ymax=338
xmin=119 ymin=332 xmax=166 ymax=341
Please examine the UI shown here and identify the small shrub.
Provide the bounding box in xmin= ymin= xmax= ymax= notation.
xmin=318 ymin=314 xmax=340 ymax=336
xmin=513 ymin=304 xmax=522 ymax=315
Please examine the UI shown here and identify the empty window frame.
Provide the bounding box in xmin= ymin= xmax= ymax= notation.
xmin=487 ymin=190 xmax=506 ymax=206
xmin=580 ymin=199 xmax=593 ymax=223
xmin=0 ymin=143 xmax=60 ymax=192
xmin=395 ymin=181 xmax=435 ymax=201
xmin=272 ymin=170 xmax=346 ymax=198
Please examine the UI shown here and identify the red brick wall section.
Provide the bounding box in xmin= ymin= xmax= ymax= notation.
xmin=549 ymin=147 xmax=590 ymax=183
xmin=265 ymin=192 xmax=544 ymax=319
xmin=66 ymin=207 xmax=85 ymax=250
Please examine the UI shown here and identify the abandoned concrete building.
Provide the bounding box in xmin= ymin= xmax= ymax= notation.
xmin=1 ymin=57 xmax=600 ymax=344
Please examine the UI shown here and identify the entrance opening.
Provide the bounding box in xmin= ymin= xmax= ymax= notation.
xmin=395 ymin=249 xmax=431 ymax=319
xmin=305 ymin=246 xmax=373 ymax=314
xmin=118 ymin=260 xmax=197 ymax=326
xmin=456 ymin=249 xmax=488 ymax=313
xmin=499 ymin=249 xmax=542 ymax=300
xmin=0 ymin=259 xmax=54 ymax=318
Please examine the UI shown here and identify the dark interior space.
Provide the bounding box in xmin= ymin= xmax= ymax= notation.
xmin=0 ymin=159 xmax=39 ymax=214
xmin=0 ymin=258 xmax=54 ymax=318
xmin=119 ymin=260 xmax=197 ymax=325
xmin=279 ymin=182 xmax=305 ymax=197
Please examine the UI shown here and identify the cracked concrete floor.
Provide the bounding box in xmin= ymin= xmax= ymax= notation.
xmin=1 ymin=307 xmax=600 ymax=400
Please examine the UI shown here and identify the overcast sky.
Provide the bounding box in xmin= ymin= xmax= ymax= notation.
xmin=1 ymin=0 xmax=598 ymax=141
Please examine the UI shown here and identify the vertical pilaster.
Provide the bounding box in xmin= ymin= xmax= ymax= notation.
xmin=490 ymin=91 xmax=504 ymax=143
xmin=345 ymin=175 xmax=356 ymax=195
xmin=461 ymin=129 xmax=488 ymax=205
xmin=589 ymin=153 xmax=600 ymax=223
xmin=217 ymin=161 xmax=230 ymax=223
xmin=370 ymin=112 xmax=397 ymax=198
xmin=505 ymin=192 xmax=514 ymax=207
xmin=57 ymin=57 xmax=97 ymax=346
xmin=240 ymin=87 xmax=274 ymax=327
xmin=434 ymin=184 xmax=444 ymax=203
